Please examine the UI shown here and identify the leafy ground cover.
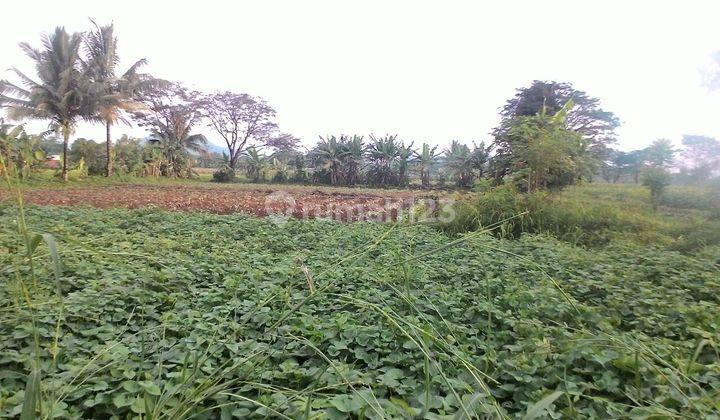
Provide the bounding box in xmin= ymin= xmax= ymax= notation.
xmin=1 ymin=204 xmax=718 ymax=418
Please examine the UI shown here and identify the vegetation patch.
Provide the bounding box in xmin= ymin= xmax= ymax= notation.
xmin=1 ymin=205 xmax=718 ymax=418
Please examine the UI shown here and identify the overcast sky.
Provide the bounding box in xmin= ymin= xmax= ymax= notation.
xmin=1 ymin=0 xmax=719 ymax=151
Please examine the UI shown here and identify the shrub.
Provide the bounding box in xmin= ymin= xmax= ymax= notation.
xmin=641 ymin=167 xmax=671 ymax=211
xmin=474 ymin=184 xmax=531 ymax=238
xmin=70 ymin=138 xmax=105 ymax=175
xmin=272 ymin=169 xmax=289 ymax=183
xmin=667 ymin=218 xmax=720 ymax=253
xmin=440 ymin=184 xmax=530 ymax=238
xmin=212 ymin=166 xmax=236 ymax=183
xmin=436 ymin=170 xmax=449 ymax=187
xmin=661 ymin=186 xmax=720 ymax=212
xmin=440 ymin=184 xmax=657 ymax=247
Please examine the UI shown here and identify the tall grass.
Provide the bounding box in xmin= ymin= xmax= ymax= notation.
xmin=440 ymin=182 xmax=720 ymax=251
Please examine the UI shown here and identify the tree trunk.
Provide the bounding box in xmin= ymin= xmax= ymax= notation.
xmin=105 ymin=121 xmax=113 ymax=177
xmin=61 ymin=125 xmax=70 ymax=181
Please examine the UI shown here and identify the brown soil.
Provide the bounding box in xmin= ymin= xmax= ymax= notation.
xmin=1 ymin=184 xmax=425 ymax=222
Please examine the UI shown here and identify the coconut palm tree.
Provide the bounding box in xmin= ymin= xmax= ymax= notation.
xmin=83 ymin=21 xmax=155 ymax=177
xmin=0 ymin=27 xmax=89 ymax=181
xmin=414 ymin=143 xmax=439 ymax=188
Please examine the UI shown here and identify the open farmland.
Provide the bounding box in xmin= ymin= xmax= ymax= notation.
xmin=1 ymin=189 xmax=719 ymax=418
xmin=2 ymin=5 xmax=720 ymax=418
xmin=0 ymin=183 xmax=425 ymax=221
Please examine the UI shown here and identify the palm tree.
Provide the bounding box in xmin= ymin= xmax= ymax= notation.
xmin=414 ymin=143 xmax=439 ymax=188
xmin=444 ymin=140 xmax=475 ymax=187
xmin=83 ymin=21 xmax=154 ymax=177
xmin=0 ymin=27 xmax=89 ymax=181
xmin=315 ymin=135 xmax=348 ymax=186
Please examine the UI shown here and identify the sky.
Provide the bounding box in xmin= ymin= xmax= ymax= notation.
xmin=1 ymin=0 xmax=719 ymax=152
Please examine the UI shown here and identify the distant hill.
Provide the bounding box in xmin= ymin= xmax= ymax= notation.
xmin=205 ymin=143 xmax=226 ymax=154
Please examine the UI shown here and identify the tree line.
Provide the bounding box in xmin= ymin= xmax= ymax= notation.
xmin=2 ymin=24 xmax=719 ymax=191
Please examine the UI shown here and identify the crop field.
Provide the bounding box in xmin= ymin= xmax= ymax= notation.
xmin=0 ymin=183 xmax=424 ymax=221
xmin=2 ymin=5 xmax=720 ymax=418
xmin=1 ymin=183 xmax=719 ymax=419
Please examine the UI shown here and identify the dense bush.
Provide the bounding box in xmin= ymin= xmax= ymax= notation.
xmin=212 ymin=166 xmax=236 ymax=183
xmin=69 ymin=138 xmax=106 ymax=176
xmin=641 ymin=167 xmax=671 ymax=211
xmin=271 ymin=168 xmax=289 ymax=183
xmin=112 ymin=135 xmax=145 ymax=175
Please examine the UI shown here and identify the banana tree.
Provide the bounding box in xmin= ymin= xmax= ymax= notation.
xmin=414 ymin=143 xmax=439 ymax=188
xmin=366 ymin=135 xmax=400 ymax=187
xmin=244 ymin=146 xmax=267 ymax=182
xmin=315 ymin=135 xmax=348 ymax=186
xmin=397 ymin=141 xmax=415 ymax=187
xmin=444 ymin=140 xmax=474 ymax=187
xmin=344 ymin=135 xmax=365 ymax=186
xmin=0 ymin=122 xmax=46 ymax=179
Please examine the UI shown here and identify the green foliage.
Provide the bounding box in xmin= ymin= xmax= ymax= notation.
xmin=0 ymin=123 xmax=47 ymax=179
xmin=212 ymin=165 xmax=236 ymax=183
xmin=82 ymin=21 xmax=154 ymax=177
xmin=444 ymin=140 xmax=475 ymax=187
xmin=243 ymin=146 xmax=267 ymax=182
xmin=413 ymin=143 xmax=439 ymax=188
xmin=492 ymin=80 xmax=620 ymax=181
xmin=660 ymin=185 xmax=720 ymax=211
xmin=505 ymin=100 xmax=596 ymax=192
xmin=112 ymin=135 xmax=144 ymax=175
xmin=271 ymin=158 xmax=290 ymax=183
xmin=311 ymin=135 xmax=366 ymax=186
xmin=0 ymin=27 xmax=92 ymax=181
xmin=641 ymin=167 xmax=671 ymax=211
xmin=442 ymin=183 xmax=720 ymax=251
xmin=644 ymin=139 xmax=676 ymax=168
xmin=292 ymin=154 xmax=309 ymax=183
xmin=145 ymin=130 xmax=206 ymax=178
xmin=1 ymin=205 xmax=718 ymax=418
xmin=70 ymin=138 xmax=105 ymax=175
xmin=366 ymin=135 xmax=401 ymax=187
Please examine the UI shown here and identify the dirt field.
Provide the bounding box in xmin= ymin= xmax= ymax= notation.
xmin=0 ymin=184 xmax=435 ymax=222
